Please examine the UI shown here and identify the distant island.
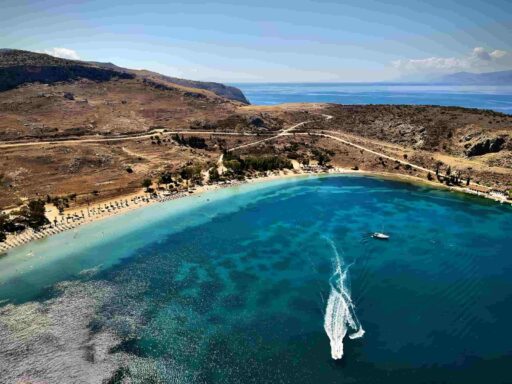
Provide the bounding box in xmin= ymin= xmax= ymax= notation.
xmin=434 ymin=70 xmax=512 ymax=85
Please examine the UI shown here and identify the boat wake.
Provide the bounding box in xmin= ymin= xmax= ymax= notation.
xmin=323 ymin=238 xmax=364 ymax=360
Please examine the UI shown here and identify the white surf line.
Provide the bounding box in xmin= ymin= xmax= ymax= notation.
xmin=323 ymin=237 xmax=364 ymax=360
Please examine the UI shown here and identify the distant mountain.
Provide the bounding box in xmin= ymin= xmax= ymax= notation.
xmin=0 ymin=49 xmax=249 ymax=103
xmin=436 ymin=70 xmax=512 ymax=85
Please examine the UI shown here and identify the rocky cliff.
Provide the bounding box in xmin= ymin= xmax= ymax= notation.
xmin=0 ymin=49 xmax=249 ymax=104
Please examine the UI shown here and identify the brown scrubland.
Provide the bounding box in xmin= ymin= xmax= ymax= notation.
xmin=1 ymin=49 xmax=511 ymax=217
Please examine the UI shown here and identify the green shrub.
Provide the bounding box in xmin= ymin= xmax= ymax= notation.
xmin=223 ymin=153 xmax=292 ymax=174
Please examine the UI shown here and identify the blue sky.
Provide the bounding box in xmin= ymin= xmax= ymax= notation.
xmin=1 ymin=0 xmax=511 ymax=82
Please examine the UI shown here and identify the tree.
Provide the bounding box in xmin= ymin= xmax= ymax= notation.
xmin=171 ymin=134 xmax=182 ymax=145
xmin=187 ymin=136 xmax=207 ymax=149
xmin=465 ymin=167 xmax=472 ymax=186
xmin=18 ymin=200 xmax=49 ymax=229
xmin=0 ymin=212 xmax=8 ymax=242
xmin=172 ymin=134 xmax=207 ymax=149
xmin=454 ymin=170 xmax=461 ymax=185
xmin=209 ymin=167 xmax=220 ymax=182
xmin=223 ymin=159 xmax=243 ymax=175
xmin=0 ymin=212 xmax=8 ymax=229
xmin=180 ymin=165 xmax=201 ymax=181
xmin=222 ymin=153 xmax=292 ymax=176
xmin=142 ymin=178 xmax=152 ymax=191
xmin=435 ymin=161 xmax=442 ymax=176
xmin=159 ymin=172 xmax=173 ymax=187
xmin=312 ymin=148 xmax=331 ymax=166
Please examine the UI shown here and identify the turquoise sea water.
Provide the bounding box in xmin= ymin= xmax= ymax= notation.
xmin=1 ymin=175 xmax=512 ymax=383
xmin=233 ymin=83 xmax=512 ymax=114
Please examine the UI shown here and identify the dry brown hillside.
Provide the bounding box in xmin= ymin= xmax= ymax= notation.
xmin=0 ymin=78 xmax=240 ymax=141
xmin=299 ymin=104 xmax=512 ymax=169
xmin=1 ymin=50 xmax=511 ymax=211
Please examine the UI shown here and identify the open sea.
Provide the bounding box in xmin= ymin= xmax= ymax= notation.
xmin=233 ymin=83 xmax=512 ymax=114
xmin=1 ymin=175 xmax=512 ymax=383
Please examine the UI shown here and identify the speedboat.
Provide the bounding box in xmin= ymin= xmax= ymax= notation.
xmin=371 ymin=232 xmax=390 ymax=240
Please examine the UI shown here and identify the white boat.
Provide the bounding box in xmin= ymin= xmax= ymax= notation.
xmin=371 ymin=232 xmax=390 ymax=240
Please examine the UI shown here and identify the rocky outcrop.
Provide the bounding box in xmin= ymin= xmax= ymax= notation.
xmin=465 ymin=136 xmax=507 ymax=157
xmin=0 ymin=49 xmax=250 ymax=104
xmin=89 ymin=59 xmax=249 ymax=103
xmin=169 ymin=78 xmax=249 ymax=104
xmin=0 ymin=65 xmax=134 ymax=92
xmin=138 ymin=73 xmax=249 ymax=104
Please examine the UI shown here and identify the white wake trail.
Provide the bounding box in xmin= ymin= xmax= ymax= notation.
xmin=323 ymin=238 xmax=364 ymax=360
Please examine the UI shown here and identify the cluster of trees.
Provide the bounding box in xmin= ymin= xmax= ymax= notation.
xmin=311 ymin=148 xmax=333 ymax=166
xmin=141 ymin=166 xmax=204 ymax=192
xmin=208 ymin=167 xmax=221 ymax=182
xmin=283 ymin=140 xmax=334 ymax=165
xmin=171 ymin=134 xmax=208 ymax=149
xmin=142 ymin=178 xmax=153 ymax=192
xmin=180 ymin=164 xmax=203 ymax=183
xmin=18 ymin=200 xmax=49 ymax=228
xmin=142 ymin=171 xmax=175 ymax=192
xmin=150 ymin=135 xmax=162 ymax=145
xmin=0 ymin=200 xmax=49 ymax=242
xmin=0 ymin=213 xmax=8 ymax=242
xmin=46 ymin=194 xmax=77 ymax=214
xmin=150 ymin=134 xmax=174 ymax=145
xmin=223 ymin=152 xmax=292 ymax=175
xmin=159 ymin=171 xmax=173 ymax=186
xmin=153 ymin=171 xmax=180 ymax=188
xmin=433 ymin=162 xmax=471 ymax=186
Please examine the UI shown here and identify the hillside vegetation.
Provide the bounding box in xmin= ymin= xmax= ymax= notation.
xmin=0 ymin=50 xmax=511 ymax=211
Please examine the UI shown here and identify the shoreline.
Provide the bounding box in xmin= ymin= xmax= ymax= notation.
xmin=1 ymin=167 xmax=510 ymax=254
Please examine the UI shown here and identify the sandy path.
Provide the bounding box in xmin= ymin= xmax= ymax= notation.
xmin=0 ymin=131 xmax=263 ymax=149
xmin=227 ymin=121 xmax=310 ymax=152
xmin=310 ymin=131 xmax=433 ymax=174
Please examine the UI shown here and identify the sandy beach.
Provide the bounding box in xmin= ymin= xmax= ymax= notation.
xmin=0 ymin=169 xmax=305 ymax=253
xmin=1 ymin=166 xmax=510 ymax=254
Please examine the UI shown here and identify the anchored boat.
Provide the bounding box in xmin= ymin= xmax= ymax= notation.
xmin=371 ymin=232 xmax=390 ymax=240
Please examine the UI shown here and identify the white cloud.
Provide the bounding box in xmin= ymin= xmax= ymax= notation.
xmin=43 ymin=48 xmax=81 ymax=60
xmin=490 ymin=49 xmax=507 ymax=59
xmin=392 ymin=57 xmax=469 ymax=72
xmin=472 ymin=47 xmax=491 ymax=61
xmin=393 ymin=47 xmax=511 ymax=74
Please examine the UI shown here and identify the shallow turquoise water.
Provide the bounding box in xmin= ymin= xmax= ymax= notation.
xmin=1 ymin=175 xmax=512 ymax=383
